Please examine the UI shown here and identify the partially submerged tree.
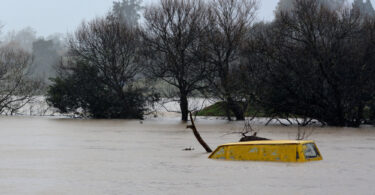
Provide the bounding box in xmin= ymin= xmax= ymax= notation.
xmin=0 ymin=45 xmax=43 ymax=114
xmin=142 ymin=0 xmax=211 ymax=121
xmin=47 ymin=14 xmax=155 ymax=119
xmin=244 ymin=0 xmax=375 ymax=127
xmin=203 ymin=0 xmax=258 ymax=121
xmin=186 ymin=111 xmax=212 ymax=152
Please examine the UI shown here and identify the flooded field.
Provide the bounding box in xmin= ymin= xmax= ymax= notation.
xmin=0 ymin=116 xmax=374 ymax=195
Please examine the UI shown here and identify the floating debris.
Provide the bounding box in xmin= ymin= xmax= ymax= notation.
xmin=182 ymin=147 xmax=195 ymax=151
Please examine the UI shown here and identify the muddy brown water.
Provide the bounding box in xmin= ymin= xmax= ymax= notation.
xmin=0 ymin=116 xmax=374 ymax=195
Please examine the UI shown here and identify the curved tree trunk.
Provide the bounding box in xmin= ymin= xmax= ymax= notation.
xmin=187 ymin=112 xmax=212 ymax=153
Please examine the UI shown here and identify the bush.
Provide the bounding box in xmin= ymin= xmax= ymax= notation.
xmin=47 ymin=62 xmax=149 ymax=119
xmin=47 ymin=13 xmax=158 ymax=119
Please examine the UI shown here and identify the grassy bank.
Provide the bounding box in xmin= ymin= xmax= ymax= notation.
xmin=196 ymin=102 xmax=266 ymax=117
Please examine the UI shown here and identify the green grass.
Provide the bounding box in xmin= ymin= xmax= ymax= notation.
xmin=196 ymin=102 xmax=228 ymax=117
xmin=196 ymin=101 xmax=266 ymax=117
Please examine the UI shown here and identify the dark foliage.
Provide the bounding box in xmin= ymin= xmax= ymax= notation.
xmin=47 ymin=0 xmax=375 ymax=126
xmin=47 ymin=14 xmax=154 ymax=119
xmin=243 ymin=0 xmax=375 ymax=127
xmin=47 ymin=62 xmax=147 ymax=119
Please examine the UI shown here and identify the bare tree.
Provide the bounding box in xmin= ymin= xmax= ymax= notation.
xmin=3 ymin=27 xmax=37 ymax=53
xmin=47 ymin=14 xmax=153 ymax=119
xmin=204 ymin=0 xmax=258 ymax=121
xmin=244 ymin=0 xmax=375 ymax=127
xmin=68 ymin=14 xmax=143 ymax=100
xmin=0 ymin=45 xmax=43 ymax=114
xmin=142 ymin=0 xmax=212 ymax=121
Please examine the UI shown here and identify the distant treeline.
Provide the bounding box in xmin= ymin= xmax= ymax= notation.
xmin=45 ymin=0 xmax=375 ymax=127
xmin=1 ymin=28 xmax=66 ymax=84
xmin=0 ymin=28 xmax=65 ymax=115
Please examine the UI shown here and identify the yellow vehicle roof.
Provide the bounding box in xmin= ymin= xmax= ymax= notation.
xmin=221 ymin=140 xmax=315 ymax=146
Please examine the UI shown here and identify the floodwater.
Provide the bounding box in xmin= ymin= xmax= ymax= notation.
xmin=0 ymin=116 xmax=374 ymax=195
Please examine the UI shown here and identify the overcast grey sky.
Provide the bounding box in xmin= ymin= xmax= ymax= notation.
xmin=0 ymin=0 xmax=367 ymax=37
xmin=0 ymin=0 xmax=280 ymax=37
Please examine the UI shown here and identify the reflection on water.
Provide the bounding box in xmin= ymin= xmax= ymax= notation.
xmin=0 ymin=116 xmax=374 ymax=195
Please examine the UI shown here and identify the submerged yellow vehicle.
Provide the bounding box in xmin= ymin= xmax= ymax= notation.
xmin=209 ymin=140 xmax=322 ymax=162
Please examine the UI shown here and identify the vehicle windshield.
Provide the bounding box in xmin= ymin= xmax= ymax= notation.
xmin=303 ymin=143 xmax=320 ymax=159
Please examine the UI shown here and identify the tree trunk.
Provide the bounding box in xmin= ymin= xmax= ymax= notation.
xmin=225 ymin=103 xmax=232 ymax=121
xmin=348 ymin=104 xmax=365 ymax=128
xmin=227 ymin=97 xmax=245 ymax=121
xmin=180 ymin=94 xmax=189 ymax=121
xmin=187 ymin=112 xmax=212 ymax=153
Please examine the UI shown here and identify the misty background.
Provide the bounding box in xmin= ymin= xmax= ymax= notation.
xmin=0 ymin=0 xmax=279 ymax=37
xmin=0 ymin=0 xmax=373 ymax=84
xmin=0 ymin=0 xmax=277 ymax=85
xmin=0 ymin=0 xmax=373 ymax=37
